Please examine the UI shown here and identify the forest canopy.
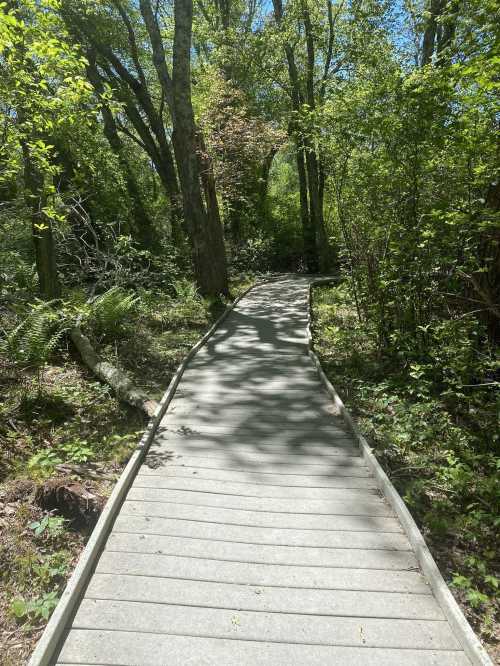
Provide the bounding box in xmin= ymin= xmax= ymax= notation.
xmin=1 ymin=0 xmax=498 ymax=307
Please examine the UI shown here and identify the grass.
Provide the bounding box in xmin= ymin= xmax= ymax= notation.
xmin=311 ymin=283 xmax=499 ymax=661
xmin=0 ymin=273 xmax=255 ymax=665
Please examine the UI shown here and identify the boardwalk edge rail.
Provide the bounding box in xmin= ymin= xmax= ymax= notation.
xmin=307 ymin=277 xmax=493 ymax=666
xmin=28 ymin=276 xmax=278 ymax=666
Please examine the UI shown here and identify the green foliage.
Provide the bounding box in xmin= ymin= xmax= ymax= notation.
xmin=172 ymin=278 xmax=200 ymax=303
xmin=10 ymin=590 xmax=59 ymax=622
xmin=230 ymin=236 xmax=275 ymax=273
xmin=9 ymin=548 xmax=69 ymax=619
xmin=0 ymin=250 xmax=37 ymax=293
xmin=1 ymin=300 xmax=68 ymax=374
xmin=88 ymin=287 xmax=139 ymax=338
xmin=60 ymin=440 xmax=94 ymax=463
xmin=27 ymin=438 xmax=95 ymax=478
xmin=313 ymin=284 xmax=499 ymax=638
xmin=29 ymin=515 xmax=67 ymax=538
xmin=27 ymin=449 xmax=63 ymax=478
xmin=149 ymin=279 xmax=207 ymax=328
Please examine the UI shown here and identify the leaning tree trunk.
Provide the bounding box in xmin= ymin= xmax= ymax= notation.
xmin=171 ymin=0 xmax=228 ymax=296
xmin=421 ymin=0 xmax=441 ymax=66
xmin=86 ymin=52 xmax=157 ymax=250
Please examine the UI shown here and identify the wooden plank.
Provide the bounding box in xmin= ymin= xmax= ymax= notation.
xmin=136 ymin=467 xmax=373 ymax=484
xmin=175 ymin=376 xmax=327 ymax=389
xmin=95 ymin=551 xmax=431 ymax=593
xmin=121 ymin=499 xmax=403 ymax=531
xmin=112 ymin=515 xmax=411 ymax=549
xmin=141 ymin=455 xmax=370 ymax=475
xmin=164 ymin=407 xmax=343 ymax=422
xmin=132 ymin=473 xmax=377 ymax=493
xmin=105 ymin=532 xmax=418 ymax=570
xmin=71 ymin=599 xmax=460 ymax=650
xmin=175 ymin=387 xmax=330 ymax=399
xmin=152 ymin=435 xmax=360 ymax=457
xmin=87 ymin=573 xmax=443 ymax=619
xmin=125 ymin=487 xmax=391 ymax=515
xmin=141 ymin=448 xmax=370 ymax=474
xmin=56 ymin=631 xmax=471 ymax=666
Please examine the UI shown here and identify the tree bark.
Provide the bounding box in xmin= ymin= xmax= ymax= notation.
xmin=21 ymin=140 xmax=60 ymax=299
xmin=86 ymin=52 xmax=157 ymax=250
xmin=302 ymin=0 xmax=331 ymax=271
xmin=140 ymin=0 xmax=229 ymax=296
xmin=257 ymin=148 xmax=277 ymax=223
xmin=61 ymin=5 xmax=185 ymax=247
xmin=70 ymin=326 xmax=158 ymax=416
xmin=272 ymin=0 xmax=319 ymax=272
xmin=421 ymin=0 xmax=441 ymax=66
xmin=296 ymin=140 xmax=318 ymax=272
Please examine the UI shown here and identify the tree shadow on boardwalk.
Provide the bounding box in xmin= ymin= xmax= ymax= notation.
xmin=140 ymin=277 xmax=390 ymax=538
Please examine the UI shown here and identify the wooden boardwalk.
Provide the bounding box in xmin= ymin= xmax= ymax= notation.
xmin=55 ymin=277 xmax=472 ymax=665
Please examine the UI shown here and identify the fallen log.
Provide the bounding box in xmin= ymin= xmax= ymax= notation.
xmin=70 ymin=326 xmax=158 ymax=417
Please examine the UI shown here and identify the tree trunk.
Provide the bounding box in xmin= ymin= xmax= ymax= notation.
xmin=86 ymin=53 xmax=157 ymax=250
xmin=257 ymin=148 xmax=277 ymax=223
xmin=115 ymin=90 xmax=185 ymax=245
xmin=302 ymin=0 xmax=331 ymax=272
xmin=421 ymin=0 xmax=441 ymax=66
xmin=70 ymin=326 xmax=158 ymax=416
xmin=272 ymin=0 xmax=319 ymax=272
xmin=140 ymin=0 xmax=229 ymax=296
xmin=21 ymin=140 xmax=60 ymax=299
xmin=296 ymin=141 xmax=318 ymax=272
xmin=171 ymin=0 xmax=229 ymax=295
xmin=196 ymin=130 xmax=228 ymax=255
xmin=61 ymin=7 xmax=185 ymax=248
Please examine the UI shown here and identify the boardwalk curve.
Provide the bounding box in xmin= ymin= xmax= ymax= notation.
xmin=31 ymin=276 xmax=490 ymax=665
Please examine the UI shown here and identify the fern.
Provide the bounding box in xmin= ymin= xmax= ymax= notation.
xmin=1 ymin=300 xmax=68 ymax=369
xmin=89 ymin=286 xmax=138 ymax=337
xmin=172 ymin=278 xmax=200 ymax=303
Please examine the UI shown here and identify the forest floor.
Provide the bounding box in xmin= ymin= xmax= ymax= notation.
xmin=0 ymin=274 xmax=254 ymax=666
xmin=311 ymin=283 xmax=499 ymax=663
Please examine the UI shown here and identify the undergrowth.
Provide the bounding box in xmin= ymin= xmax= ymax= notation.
xmin=0 ymin=273 xmax=255 ymax=664
xmin=312 ymin=283 xmax=499 ymax=656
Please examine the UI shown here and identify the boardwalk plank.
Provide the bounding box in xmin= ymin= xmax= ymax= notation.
xmin=125 ymin=487 xmax=393 ymax=515
xmin=105 ymin=532 xmax=418 ymax=569
xmin=71 ymin=599 xmax=460 ymax=650
xmin=112 ymin=515 xmax=411 ymax=549
xmin=121 ymin=499 xmax=405 ymax=530
xmin=87 ymin=573 xmax=443 ymax=619
xmin=140 ymin=456 xmax=371 ymax=475
xmin=132 ymin=473 xmax=377 ymax=492
xmin=151 ymin=435 xmax=360 ymax=456
xmin=57 ymin=631 xmax=470 ymax=666
xmin=136 ymin=468 xmax=374 ymax=485
xmin=95 ymin=551 xmax=431 ymax=593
